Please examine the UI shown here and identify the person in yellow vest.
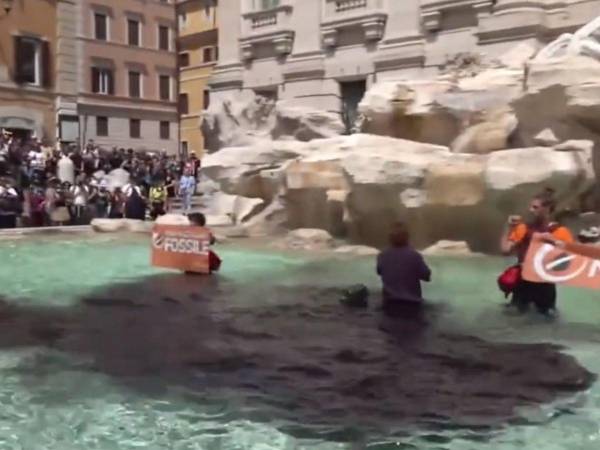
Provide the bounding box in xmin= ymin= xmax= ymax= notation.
xmin=149 ymin=179 xmax=167 ymax=220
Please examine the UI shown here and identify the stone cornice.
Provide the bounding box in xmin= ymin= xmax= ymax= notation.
xmin=321 ymin=11 xmax=387 ymax=47
xmin=373 ymin=38 xmax=425 ymax=71
xmin=282 ymin=54 xmax=326 ymax=81
xmin=208 ymin=64 xmax=244 ymax=90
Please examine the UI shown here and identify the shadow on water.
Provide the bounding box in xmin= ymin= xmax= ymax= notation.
xmin=0 ymin=273 xmax=595 ymax=443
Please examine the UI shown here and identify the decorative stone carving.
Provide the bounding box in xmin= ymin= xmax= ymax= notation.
xmin=362 ymin=17 xmax=386 ymax=41
xmin=421 ymin=10 xmax=441 ymax=32
xmin=321 ymin=28 xmax=338 ymax=48
xmin=274 ymin=34 xmax=294 ymax=56
xmin=535 ymin=15 xmax=600 ymax=61
xmin=241 ymin=43 xmax=254 ymax=61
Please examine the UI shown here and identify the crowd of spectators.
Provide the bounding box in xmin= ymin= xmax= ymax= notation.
xmin=0 ymin=130 xmax=201 ymax=229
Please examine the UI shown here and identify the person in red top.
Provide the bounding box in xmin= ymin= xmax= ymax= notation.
xmin=500 ymin=188 xmax=574 ymax=314
xmin=187 ymin=213 xmax=221 ymax=274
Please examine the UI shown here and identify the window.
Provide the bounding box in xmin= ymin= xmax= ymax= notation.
xmin=91 ymin=67 xmax=114 ymax=94
xmin=181 ymin=141 xmax=188 ymax=158
xmin=158 ymin=25 xmax=170 ymax=50
xmin=128 ymin=19 xmax=140 ymax=46
xmin=203 ymin=89 xmax=210 ymax=110
xmin=159 ymin=75 xmax=171 ymax=100
xmin=160 ymin=121 xmax=170 ymax=140
xmin=96 ymin=117 xmax=108 ymax=137
xmin=256 ymin=0 xmax=280 ymax=10
xmin=129 ymin=71 xmax=141 ymax=98
xmin=94 ymin=13 xmax=108 ymax=40
xmin=178 ymin=52 xmax=190 ymax=67
xmin=130 ymin=119 xmax=141 ymax=138
xmin=203 ymin=47 xmax=216 ymax=63
xmin=179 ymin=93 xmax=189 ymax=114
xmin=178 ymin=12 xmax=187 ymax=29
xmin=14 ymin=37 xmax=48 ymax=86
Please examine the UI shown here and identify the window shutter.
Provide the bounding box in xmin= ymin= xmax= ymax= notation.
xmin=107 ymin=70 xmax=114 ymax=95
xmin=41 ymin=40 xmax=51 ymax=88
xmin=179 ymin=94 xmax=188 ymax=115
xmin=91 ymin=67 xmax=99 ymax=93
xmin=13 ymin=36 xmax=24 ymax=83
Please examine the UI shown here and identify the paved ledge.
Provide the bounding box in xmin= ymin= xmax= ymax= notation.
xmin=0 ymin=225 xmax=92 ymax=236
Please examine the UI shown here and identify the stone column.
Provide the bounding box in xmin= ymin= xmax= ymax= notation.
xmin=290 ymin=0 xmax=321 ymax=55
xmin=217 ymin=0 xmax=242 ymax=66
xmin=210 ymin=0 xmax=243 ymax=96
xmin=373 ymin=0 xmax=425 ymax=78
xmin=209 ymin=0 xmax=241 ymax=96
xmin=55 ymin=0 xmax=79 ymax=144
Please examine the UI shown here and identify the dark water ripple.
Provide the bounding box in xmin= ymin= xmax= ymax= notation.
xmin=0 ymin=273 xmax=594 ymax=443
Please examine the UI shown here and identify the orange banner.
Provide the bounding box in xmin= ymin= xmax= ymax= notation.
xmin=151 ymin=224 xmax=211 ymax=274
xmin=522 ymin=234 xmax=600 ymax=289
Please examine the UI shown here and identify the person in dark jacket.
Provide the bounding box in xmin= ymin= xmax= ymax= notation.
xmin=376 ymin=222 xmax=431 ymax=316
xmin=124 ymin=187 xmax=146 ymax=221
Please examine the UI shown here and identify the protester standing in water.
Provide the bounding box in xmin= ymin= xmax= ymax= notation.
xmin=500 ymin=188 xmax=573 ymax=314
xmin=376 ymin=222 xmax=431 ymax=316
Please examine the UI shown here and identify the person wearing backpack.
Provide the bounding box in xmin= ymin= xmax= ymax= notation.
xmin=500 ymin=188 xmax=573 ymax=315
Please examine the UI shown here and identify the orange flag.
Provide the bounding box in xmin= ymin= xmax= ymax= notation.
xmin=522 ymin=234 xmax=600 ymax=290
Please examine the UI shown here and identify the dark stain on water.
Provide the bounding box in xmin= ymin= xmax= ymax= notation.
xmin=0 ymin=273 xmax=595 ymax=443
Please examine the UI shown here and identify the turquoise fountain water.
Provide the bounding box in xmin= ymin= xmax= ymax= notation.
xmin=0 ymin=233 xmax=599 ymax=449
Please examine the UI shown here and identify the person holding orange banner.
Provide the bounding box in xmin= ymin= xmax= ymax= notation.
xmin=540 ymin=233 xmax=600 ymax=260
xmin=499 ymin=188 xmax=574 ymax=315
xmin=188 ymin=212 xmax=221 ymax=273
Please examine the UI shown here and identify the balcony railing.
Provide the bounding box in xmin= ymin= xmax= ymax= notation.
xmin=251 ymin=11 xmax=277 ymax=28
xmin=335 ymin=0 xmax=367 ymax=12
xmin=242 ymin=4 xmax=293 ymax=35
xmin=321 ymin=0 xmax=387 ymax=46
xmin=240 ymin=4 xmax=295 ymax=60
xmin=324 ymin=0 xmax=384 ymax=19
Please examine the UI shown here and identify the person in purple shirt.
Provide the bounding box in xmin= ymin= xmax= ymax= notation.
xmin=376 ymin=222 xmax=431 ymax=315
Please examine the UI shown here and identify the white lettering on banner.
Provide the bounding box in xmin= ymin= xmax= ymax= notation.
xmin=152 ymin=232 xmax=208 ymax=255
xmin=533 ymin=243 xmax=588 ymax=283
xmin=589 ymin=260 xmax=600 ymax=278
xmin=163 ymin=237 xmax=208 ymax=255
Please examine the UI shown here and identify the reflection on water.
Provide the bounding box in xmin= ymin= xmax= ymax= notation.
xmin=0 ymin=234 xmax=599 ymax=449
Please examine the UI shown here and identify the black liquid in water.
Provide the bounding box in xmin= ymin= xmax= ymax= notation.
xmin=0 ymin=273 xmax=594 ymax=443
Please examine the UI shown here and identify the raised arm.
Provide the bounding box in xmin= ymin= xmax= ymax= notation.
xmin=418 ymin=254 xmax=432 ymax=282
xmin=500 ymin=227 xmax=516 ymax=255
xmin=501 ymin=220 xmax=524 ymax=255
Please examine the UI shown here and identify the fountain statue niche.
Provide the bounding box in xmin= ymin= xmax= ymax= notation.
xmin=535 ymin=15 xmax=600 ymax=61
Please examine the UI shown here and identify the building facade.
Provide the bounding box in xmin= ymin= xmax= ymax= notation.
xmin=77 ymin=0 xmax=179 ymax=153
xmin=0 ymin=0 xmax=61 ymax=143
xmin=212 ymin=0 xmax=600 ymax=130
xmin=176 ymin=0 xmax=218 ymax=158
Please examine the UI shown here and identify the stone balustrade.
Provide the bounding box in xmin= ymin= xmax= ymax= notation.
xmin=335 ymin=0 xmax=367 ymax=12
